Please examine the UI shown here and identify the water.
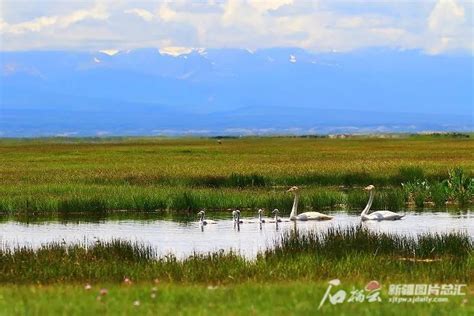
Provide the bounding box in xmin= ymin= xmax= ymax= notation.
xmin=0 ymin=211 xmax=472 ymax=258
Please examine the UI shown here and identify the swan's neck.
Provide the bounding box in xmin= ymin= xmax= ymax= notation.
xmin=361 ymin=191 xmax=374 ymax=216
xmin=290 ymin=193 xmax=299 ymax=219
xmin=258 ymin=213 xmax=262 ymax=221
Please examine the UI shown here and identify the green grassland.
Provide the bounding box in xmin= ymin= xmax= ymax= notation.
xmin=0 ymin=136 xmax=472 ymax=213
xmin=0 ymin=227 xmax=472 ymax=315
xmin=0 ymin=136 xmax=473 ymax=315
xmin=1 ymin=282 xmax=471 ymax=316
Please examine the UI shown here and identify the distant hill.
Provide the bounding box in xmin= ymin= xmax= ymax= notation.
xmin=1 ymin=48 xmax=472 ymax=136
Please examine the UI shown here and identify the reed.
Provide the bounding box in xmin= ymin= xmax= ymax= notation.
xmin=0 ymin=137 xmax=472 ymax=214
xmin=271 ymin=226 xmax=471 ymax=259
xmin=0 ymin=183 xmax=469 ymax=214
xmin=1 ymin=227 xmax=471 ymax=284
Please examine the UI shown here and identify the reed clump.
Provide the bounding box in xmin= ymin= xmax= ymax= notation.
xmin=0 ymin=227 xmax=470 ymax=284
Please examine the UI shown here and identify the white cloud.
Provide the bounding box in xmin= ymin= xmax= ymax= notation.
xmin=428 ymin=0 xmax=465 ymax=33
xmin=158 ymin=3 xmax=177 ymax=22
xmin=6 ymin=16 xmax=58 ymax=34
xmin=426 ymin=0 xmax=471 ymax=54
xmin=2 ymin=4 xmax=108 ymax=34
xmin=124 ymin=8 xmax=154 ymax=22
xmin=0 ymin=0 xmax=472 ymax=54
xmin=248 ymin=0 xmax=294 ymax=13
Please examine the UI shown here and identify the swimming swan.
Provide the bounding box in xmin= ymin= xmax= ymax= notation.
xmin=198 ymin=210 xmax=217 ymax=225
xmin=361 ymin=185 xmax=405 ymax=221
xmin=257 ymin=208 xmax=269 ymax=223
xmin=232 ymin=210 xmax=243 ymax=224
xmin=287 ymin=186 xmax=333 ymax=221
xmin=233 ymin=209 xmax=256 ymax=223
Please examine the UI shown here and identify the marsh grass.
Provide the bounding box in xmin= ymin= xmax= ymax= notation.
xmin=272 ymin=226 xmax=471 ymax=259
xmin=1 ymin=227 xmax=471 ymax=284
xmin=345 ymin=189 xmax=406 ymax=212
xmin=430 ymin=182 xmax=449 ymax=207
xmin=397 ymin=166 xmax=425 ymax=183
xmin=0 ymin=183 xmax=469 ymax=214
xmin=0 ymin=137 xmax=472 ymax=213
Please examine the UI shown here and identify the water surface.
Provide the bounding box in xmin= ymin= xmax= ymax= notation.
xmin=1 ymin=211 xmax=472 ymax=258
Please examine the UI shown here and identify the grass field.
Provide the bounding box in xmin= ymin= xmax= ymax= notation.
xmin=1 ymin=282 xmax=471 ymax=316
xmin=0 ymin=136 xmax=472 ymax=213
xmin=0 ymin=227 xmax=472 ymax=315
xmin=0 ymin=136 xmax=472 ymax=315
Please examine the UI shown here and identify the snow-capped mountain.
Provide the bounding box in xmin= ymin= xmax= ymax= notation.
xmin=1 ymin=48 xmax=472 ymax=136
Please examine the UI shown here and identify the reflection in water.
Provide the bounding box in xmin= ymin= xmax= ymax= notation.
xmin=0 ymin=212 xmax=472 ymax=259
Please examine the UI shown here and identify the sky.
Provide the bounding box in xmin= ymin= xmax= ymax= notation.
xmin=1 ymin=1 xmax=473 ymax=136
xmin=0 ymin=0 xmax=473 ymax=55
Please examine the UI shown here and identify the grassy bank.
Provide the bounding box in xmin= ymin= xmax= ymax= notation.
xmin=1 ymin=227 xmax=471 ymax=284
xmin=0 ymin=185 xmax=401 ymax=213
xmin=0 ymin=181 xmax=470 ymax=214
xmin=1 ymin=227 xmax=472 ymax=315
xmin=0 ymin=137 xmax=472 ymax=213
xmin=1 ymin=282 xmax=471 ymax=316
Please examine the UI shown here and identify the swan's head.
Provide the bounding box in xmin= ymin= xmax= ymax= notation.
xmin=364 ymin=185 xmax=375 ymax=191
xmin=258 ymin=208 xmax=264 ymax=215
xmin=287 ymin=186 xmax=299 ymax=193
xmin=272 ymin=208 xmax=279 ymax=214
xmin=197 ymin=210 xmax=205 ymax=216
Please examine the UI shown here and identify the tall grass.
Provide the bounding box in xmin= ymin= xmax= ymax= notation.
xmin=401 ymin=167 xmax=474 ymax=208
xmin=0 ymin=227 xmax=471 ymax=284
xmin=271 ymin=226 xmax=471 ymax=259
xmin=397 ymin=166 xmax=425 ymax=183
xmin=0 ymin=183 xmax=470 ymax=214
xmin=430 ymin=182 xmax=449 ymax=207
xmin=0 ymin=137 xmax=472 ymax=213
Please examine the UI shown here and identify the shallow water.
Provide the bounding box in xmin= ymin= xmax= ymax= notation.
xmin=0 ymin=211 xmax=472 ymax=258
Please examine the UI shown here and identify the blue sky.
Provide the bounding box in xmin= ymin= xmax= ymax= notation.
xmin=0 ymin=1 xmax=473 ymax=136
xmin=1 ymin=0 xmax=472 ymax=54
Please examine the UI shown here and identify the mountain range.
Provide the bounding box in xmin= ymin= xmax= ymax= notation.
xmin=1 ymin=48 xmax=472 ymax=136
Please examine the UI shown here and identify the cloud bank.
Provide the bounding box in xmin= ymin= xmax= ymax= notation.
xmin=0 ymin=0 xmax=472 ymax=54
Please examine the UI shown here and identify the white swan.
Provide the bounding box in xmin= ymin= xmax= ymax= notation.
xmin=257 ymin=208 xmax=269 ymax=223
xmin=198 ymin=210 xmax=217 ymax=225
xmin=269 ymin=208 xmax=284 ymax=223
xmin=287 ymin=186 xmax=333 ymax=221
xmin=232 ymin=210 xmax=243 ymax=224
xmin=361 ymin=185 xmax=405 ymax=221
xmin=233 ymin=209 xmax=256 ymax=223
xmin=264 ymin=209 xmax=288 ymax=223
